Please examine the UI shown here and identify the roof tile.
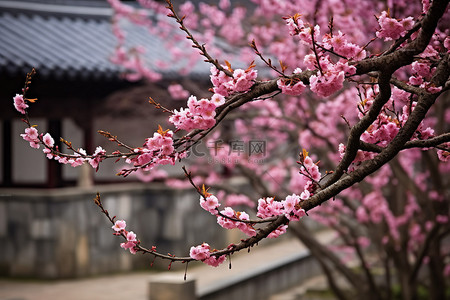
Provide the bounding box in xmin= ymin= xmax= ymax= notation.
xmin=0 ymin=8 xmax=210 ymax=80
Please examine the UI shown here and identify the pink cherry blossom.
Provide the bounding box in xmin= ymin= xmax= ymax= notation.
xmin=277 ymin=78 xmax=306 ymax=96
xmin=225 ymin=194 xmax=255 ymax=208
xmin=126 ymin=231 xmax=137 ymax=241
xmin=200 ymin=195 xmax=220 ymax=215
xmin=168 ymin=83 xmax=189 ymax=100
xmin=88 ymin=146 xmax=106 ymax=169
xmin=376 ymin=11 xmax=413 ymax=41
xmin=217 ymin=207 xmax=238 ymax=229
xmin=309 ymin=71 xmax=345 ymax=97
xmin=444 ymin=37 xmax=450 ymax=52
xmin=281 ymin=194 xmax=306 ymax=221
xmin=268 ymin=225 xmax=288 ymax=238
xmin=236 ymin=211 xmax=257 ymax=237
xmin=112 ymin=220 xmax=127 ymax=231
xmin=13 ymin=94 xmax=28 ymax=114
xmin=189 ymin=243 xmax=211 ymax=261
xmin=211 ymin=93 xmax=225 ymax=107
xmin=436 ymin=215 xmax=448 ymax=224
xmin=203 ymin=254 xmax=226 ymax=267
xmin=169 ymin=96 xmax=217 ymax=131
xmin=43 ymin=133 xmax=54 ymax=148
xmin=43 ymin=148 xmax=53 ymax=159
xmin=256 ymin=197 xmax=283 ymax=219
xmin=300 ymin=190 xmax=310 ymax=200
xmin=120 ymin=240 xmax=138 ymax=254
xmin=210 ymin=66 xmax=257 ymax=97
xmin=21 ymin=127 xmax=40 ymax=149
xmin=437 ymin=147 xmax=449 ymax=162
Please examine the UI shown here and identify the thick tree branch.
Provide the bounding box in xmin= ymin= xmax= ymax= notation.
xmin=355 ymin=0 xmax=449 ymax=74
xmin=358 ymin=132 xmax=450 ymax=153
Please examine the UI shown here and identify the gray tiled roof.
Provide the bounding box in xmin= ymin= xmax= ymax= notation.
xmin=0 ymin=1 xmax=210 ymax=80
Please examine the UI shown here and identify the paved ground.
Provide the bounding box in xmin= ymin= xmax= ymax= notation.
xmin=0 ymin=231 xmax=334 ymax=300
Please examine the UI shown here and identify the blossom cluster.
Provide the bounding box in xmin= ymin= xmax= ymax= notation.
xmin=437 ymin=143 xmax=450 ymax=162
xmin=297 ymin=155 xmax=322 ymax=193
xmin=307 ymin=57 xmax=356 ymax=98
xmin=197 ymin=185 xmax=310 ymax=241
xmin=18 ymin=96 xmax=177 ymax=173
xmin=189 ymin=243 xmax=226 ymax=267
xmin=257 ymin=194 xmax=308 ymax=222
xmin=408 ymin=59 xmax=442 ymax=93
xmin=112 ymin=220 xmax=139 ymax=254
xmin=282 ymin=14 xmax=363 ymax=98
xmin=199 ymin=194 xmax=220 ymax=214
xmin=13 ymin=94 xmax=28 ymax=114
xmin=126 ymin=127 xmax=179 ymax=170
xmin=168 ymin=83 xmax=190 ymax=100
xmin=210 ymin=66 xmax=257 ymax=97
xmin=284 ymin=13 xmax=320 ymax=45
xmin=277 ymin=68 xmax=306 ymax=96
xmin=197 ymin=186 xmax=257 ymax=237
xmin=21 ymin=127 xmax=40 ymax=149
xmin=322 ymin=31 xmax=367 ymax=61
xmin=19 ymin=122 xmax=105 ymax=168
xmin=14 ymin=93 xmax=111 ymax=168
xmin=217 ymin=207 xmax=257 ymax=237
xmin=199 ymin=154 xmax=321 ymax=241
xmin=88 ymin=146 xmax=107 ymax=170
xmin=355 ymin=191 xmax=423 ymax=248
xmin=169 ymin=95 xmax=220 ymax=131
xmin=376 ymin=11 xmax=414 ymax=41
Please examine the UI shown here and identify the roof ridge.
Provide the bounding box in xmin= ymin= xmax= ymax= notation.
xmin=0 ymin=1 xmax=114 ymax=17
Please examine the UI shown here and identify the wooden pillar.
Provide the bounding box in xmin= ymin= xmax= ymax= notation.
xmin=2 ymin=119 xmax=12 ymax=186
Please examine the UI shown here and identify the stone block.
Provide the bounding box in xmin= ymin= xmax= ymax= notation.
xmin=137 ymin=209 xmax=159 ymax=242
xmin=30 ymin=219 xmax=53 ymax=239
xmin=76 ymin=234 xmax=90 ymax=276
xmin=149 ymin=274 xmax=196 ymax=300
xmin=10 ymin=242 xmax=36 ymax=277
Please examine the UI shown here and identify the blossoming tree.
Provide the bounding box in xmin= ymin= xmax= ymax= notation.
xmin=14 ymin=0 xmax=450 ymax=299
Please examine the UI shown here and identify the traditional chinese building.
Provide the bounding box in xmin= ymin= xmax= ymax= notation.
xmin=0 ymin=0 xmax=211 ymax=188
xmin=0 ymin=0 xmax=231 ymax=278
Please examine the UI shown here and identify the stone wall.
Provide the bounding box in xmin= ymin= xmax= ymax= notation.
xmin=0 ymin=183 xmax=226 ymax=279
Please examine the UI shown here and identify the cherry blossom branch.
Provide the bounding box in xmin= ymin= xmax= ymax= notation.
xmin=12 ymin=0 xmax=449 ymax=279
xmin=325 ymin=72 xmax=393 ymax=185
xmin=358 ymin=132 xmax=450 ymax=153
xmin=94 ymin=193 xmax=191 ymax=261
xmin=182 ymin=166 xmax=276 ymax=224
xmin=310 ymin=26 xmax=324 ymax=76
xmin=250 ymin=39 xmax=286 ymax=76
xmin=355 ymin=0 xmax=449 ymax=75
xmin=302 ymin=69 xmax=447 ymax=213
xmin=164 ymin=0 xmax=233 ymax=77
xmin=326 ymin=0 xmax=448 ymax=186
